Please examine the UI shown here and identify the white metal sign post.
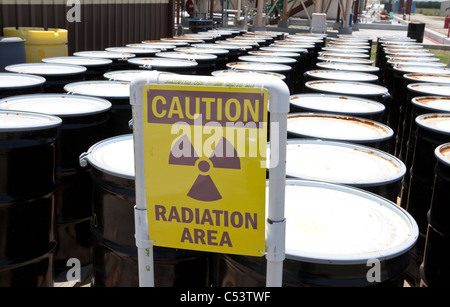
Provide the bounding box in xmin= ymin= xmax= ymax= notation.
xmin=130 ymin=71 xmax=289 ymax=287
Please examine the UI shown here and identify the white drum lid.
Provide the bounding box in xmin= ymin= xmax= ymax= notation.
xmin=305 ymin=80 xmax=388 ymax=96
xmin=84 ymin=134 xmax=134 ymax=179
xmin=103 ymin=70 xmax=149 ymax=82
xmin=273 ymin=180 xmax=418 ymax=264
xmin=388 ymin=61 xmax=447 ymax=68
xmin=384 ymin=48 xmax=429 ymax=53
xmin=330 ymin=38 xmax=369 ymax=44
xmin=0 ymin=94 xmax=112 ymax=117
xmin=321 ymin=47 xmax=367 ymax=53
xmin=160 ymin=38 xmax=201 ymax=44
xmin=290 ymin=93 xmax=385 ymax=115
xmin=0 ymin=110 xmax=62 ymax=131
xmin=155 ymin=51 xmax=217 ymax=61
xmin=305 ymin=70 xmax=378 ymax=82
xmin=175 ymin=47 xmax=229 ymax=55
xmin=261 ymin=46 xmax=308 ymax=53
xmin=127 ymin=43 xmax=176 ymax=50
xmin=404 ymin=73 xmax=450 ymax=84
xmin=318 ymin=51 xmax=370 ymax=58
xmin=248 ymin=51 xmax=301 ymax=58
xmin=287 ymin=113 xmax=393 ymax=142
xmin=329 ymin=41 xmax=370 ymax=46
xmin=42 ymin=56 xmax=112 ymax=67
xmin=215 ymin=40 xmax=253 ymax=48
xmin=0 ymin=73 xmax=46 ymax=89
xmin=211 ymin=69 xmax=286 ymax=80
xmin=226 ymin=61 xmax=292 ymax=72
xmin=194 ymin=43 xmax=241 ymax=51
xmin=225 ymin=39 xmax=261 ymax=46
xmin=285 ymin=37 xmax=322 ymax=43
xmin=238 ymin=55 xmax=297 ymax=64
xmin=416 ymin=113 xmax=450 ymax=135
xmin=65 ymin=81 xmax=130 ymax=98
xmin=387 ymin=55 xmax=440 ymax=62
xmin=316 ymin=62 xmax=380 ymax=72
xmin=128 ymin=57 xmax=198 ymax=68
xmin=382 ymin=44 xmax=423 ymax=50
xmin=142 ymin=40 xmax=188 ymax=47
xmin=435 ymin=143 xmax=450 ymax=167
xmin=385 ymin=51 xmax=434 ymax=57
xmin=412 ymin=96 xmax=450 ymax=113
xmin=394 ymin=66 xmax=450 ymax=75
xmin=317 ymin=56 xmax=374 ymax=65
xmin=5 ymin=63 xmax=87 ymax=75
xmin=106 ymin=47 xmax=160 ymax=54
xmin=268 ymin=139 xmax=406 ymax=186
xmin=328 ymin=44 xmax=371 ymax=50
xmin=74 ymin=51 xmax=136 ymax=59
xmin=272 ymin=42 xmax=315 ymax=49
xmin=407 ymin=83 xmax=450 ymax=96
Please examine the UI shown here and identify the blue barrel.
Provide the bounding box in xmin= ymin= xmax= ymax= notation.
xmin=0 ymin=37 xmax=26 ymax=72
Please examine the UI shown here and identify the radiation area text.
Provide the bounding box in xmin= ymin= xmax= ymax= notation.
xmin=154 ymin=204 xmax=259 ymax=248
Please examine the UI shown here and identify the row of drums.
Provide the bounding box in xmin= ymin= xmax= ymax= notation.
xmin=373 ymin=36 xmax=450 ymax=287
xmin=0 ymin=28 xmax=446 ymax=287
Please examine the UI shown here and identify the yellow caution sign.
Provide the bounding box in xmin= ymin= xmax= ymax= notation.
xmin=142 ymin=84 xmax=268 ymax=256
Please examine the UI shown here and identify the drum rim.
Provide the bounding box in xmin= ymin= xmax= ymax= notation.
xmin=42 ymin=56 xmax=113 ymax=66
xmin=286 ymin=112 xmax=394 ymax=142
xmin=268 ymin=138 xmax=407 ymax=185
xmin=237 ymin=55 xmax=297 ymax=64
xmin=272 ymin=179 xmax=419 ymax=264
xmin=0 ymin=93 xmax=112 ymax=117
xmin=0 ymin=109 xmax=62 ymax=131
xmin=5 ymin=63 xmax=87 ymax=75
xmin=226 ymin=61 xmax=292 ymax=72
xmin=415 ymin=112 xmax=450 ymax=136
xmin=304 ymin=80 xmax=389 ymax=96
xmin=64 ymin=81 xmax=130 ymax=98
xmin=407 ymin=82 xmax=450 ymax=96
xmin=305 ymin=69 xmax=378 ymax=82
xmin=411 ymin=96 xmax=450 ymax=113
xmin=84 ymin=134 xmax=134 ymax=180
xmin=128 ymin=57 xmax=199 ymax=68
xmin=211 ymin=69 xmax=286 ymax=80
xmin=289 ymin=93 xmax=385 ymax=114
xmin=316 ymin=62 xmax=380 ymax=71
xmin=0 ymin=72 xmax=46 ymax=89
xmin=73 ymin=50 xmax=136 ymax=59
xmin=435 ymin=142 xmax=450 ymax=167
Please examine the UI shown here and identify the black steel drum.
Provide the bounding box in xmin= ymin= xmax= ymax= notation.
xmin=213 ymin=179 xmax=418 ymax=287
xmin=0 ymin=110 xmax=62 ymax=286
xmin=0 ymin=94 xmax=112 ymax=273
xmin=64 ymin=81 xmax=131 ymax=137
xmin=80 ymin=134 xmax=212 ymax=287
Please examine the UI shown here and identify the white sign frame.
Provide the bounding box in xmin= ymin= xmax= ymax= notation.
xmin=130 ymin=71 xmax=289 ymax=287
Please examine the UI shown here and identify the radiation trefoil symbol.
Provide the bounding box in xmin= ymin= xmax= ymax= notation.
xmin=169 ymin=135 xmax=240 ymax=202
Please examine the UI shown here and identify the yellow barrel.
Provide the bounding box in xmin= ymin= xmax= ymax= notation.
xmin=3 ymin=27 xmax=68 ymax=63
